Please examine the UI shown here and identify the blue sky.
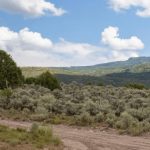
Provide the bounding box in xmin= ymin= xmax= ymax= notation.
xmin=0 ymin=0 xmax=149 ymax=66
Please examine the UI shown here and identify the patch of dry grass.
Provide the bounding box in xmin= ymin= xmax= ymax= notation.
xmin=0 ymin=124 xmax=63 ymax=150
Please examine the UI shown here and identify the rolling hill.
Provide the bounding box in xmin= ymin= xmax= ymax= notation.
xmin=22 ymin=56 xmax=150 ymax=87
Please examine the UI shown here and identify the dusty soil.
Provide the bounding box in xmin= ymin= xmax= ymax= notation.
xmin=0 ymin=119 xmax=150 ymax=150
xmin=0 ymin=142 xmax=63 ymax=150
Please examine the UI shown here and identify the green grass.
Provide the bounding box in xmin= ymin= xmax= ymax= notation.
xmin=0 ymin=124 xmax=61 ymax=149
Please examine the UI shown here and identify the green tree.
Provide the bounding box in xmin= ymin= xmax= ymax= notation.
xmin=0 ymin=50 xmax=24 ymax=89
xmin=37 ymin=71 xmax=60 ymax=90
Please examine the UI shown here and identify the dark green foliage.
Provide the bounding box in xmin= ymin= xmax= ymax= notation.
xmin=0 ymin=88 xmax=12 ymax=98
xmin=0 ymin=50 xmax=23 ymax=89
xmin=25 ymin=77 xmax=37 ymax=84
xmin=37 ymin=71 xmax=60 ymax=90
xmin=55 ymin=72 xmax=150 ymax=88
xmin=25 ymin=71 xmax=60 ymax=90
xmin=125 ymin=83 xmax=145 ymax=89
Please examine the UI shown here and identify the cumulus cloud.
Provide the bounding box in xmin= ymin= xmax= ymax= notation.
xmin=0 ymin=26 xmax=144 ymax=67
xmin=109 ymin=0 xmax=150 ymax=17
xmin=0 ymin=27 xmax=53 ymax=51
xmin=101 ymin=26 xmax=144 ymax=50
xmin=0 ymin=0 xmax=66 ymax=17
xmin=0 ymin=27 xmax=103 ymax=66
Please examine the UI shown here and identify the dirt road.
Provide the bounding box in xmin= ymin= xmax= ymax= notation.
xmin=0 ymin=119 xmax=150 ymax=150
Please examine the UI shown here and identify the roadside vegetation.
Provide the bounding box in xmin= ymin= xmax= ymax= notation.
xmin=0 ymin=124 xmax=62 ymax=150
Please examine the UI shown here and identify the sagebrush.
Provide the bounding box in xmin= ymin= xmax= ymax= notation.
xmin=0 ymin=83 xmax=150 ymax=135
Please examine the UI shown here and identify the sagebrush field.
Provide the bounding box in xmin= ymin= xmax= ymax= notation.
xmin=0 ymin=83 xmax=150 ymax=136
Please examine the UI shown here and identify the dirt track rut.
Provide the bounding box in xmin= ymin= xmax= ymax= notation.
xmin=0 ymin=119 xmax=150 ymax=150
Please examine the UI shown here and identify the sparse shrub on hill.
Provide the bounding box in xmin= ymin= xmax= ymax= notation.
xmin=0 ymin=50 xmax=24 ymax=89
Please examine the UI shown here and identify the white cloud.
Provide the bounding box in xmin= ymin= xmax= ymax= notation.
xmin=0 ymin=0 xmax=66 ymax=17
xmin=101 ymin=26 xmax=144 ymax=50
xmin=0 ymin=27 xmax=53 ymax=51
xmin=0 ymin=27 xmax=103 ymax=66
xmin=53 ymin=38 xmax=94 ymax=56
xmin=0 ymin=26 xmax=144 ymax=67
xmin=111 ymin=51 xmax=139 ymax=61
xmin=109 ymin=0 xmax=150 ymax=17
